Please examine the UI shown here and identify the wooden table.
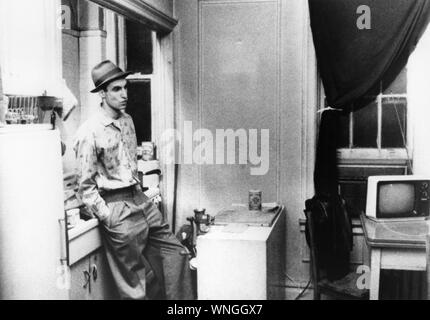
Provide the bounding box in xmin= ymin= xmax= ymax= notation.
xmin=360 ymin=214 xmax=429 ymax=300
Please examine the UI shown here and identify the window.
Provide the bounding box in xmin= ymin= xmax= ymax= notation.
xmin=318 ymin=68 xmax=411 ymax=217
xmin=317 ymin=68 xmax=411 ymax=164
xmin=125 ymin=19 xmax=155 ymax=145
xmin=333 ymin=68 xmax=410 ymax=162
xmin=61 ymin=1 xmax=176 ymax=223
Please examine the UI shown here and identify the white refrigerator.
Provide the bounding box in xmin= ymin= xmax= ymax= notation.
xmin=0 ymin=124 xmax=68 ymax=299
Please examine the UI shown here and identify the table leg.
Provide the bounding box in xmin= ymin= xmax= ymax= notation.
xmin=370 ymin=248 xmax=381 ymax=300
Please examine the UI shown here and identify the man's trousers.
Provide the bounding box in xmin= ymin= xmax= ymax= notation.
xmin=100 ymin=186 xmax=194 ymax=300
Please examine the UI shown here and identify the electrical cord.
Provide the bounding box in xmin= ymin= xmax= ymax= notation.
xmin=393 ymin=98 xmax=413 ymax=174
xmin=295 ymin=280 xmax=312 ymax=300
xmin=284 ymin=273 xmax=301 ymax=287
xmin=284 ymin=273 xmax=312 ymax=300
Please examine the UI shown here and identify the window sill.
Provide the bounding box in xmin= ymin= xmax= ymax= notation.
xmin=337 ymin=148 xmax=410 ymax=165
xmin=338 ymin=158 xmax=410 ymax=167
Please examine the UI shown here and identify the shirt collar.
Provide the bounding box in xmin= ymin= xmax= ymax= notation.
xmin=97 ymin=107 xmax=124 ymax=128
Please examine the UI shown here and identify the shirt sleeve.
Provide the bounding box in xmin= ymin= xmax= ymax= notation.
xmin=73 ymin=130 xmax=110 ymax=220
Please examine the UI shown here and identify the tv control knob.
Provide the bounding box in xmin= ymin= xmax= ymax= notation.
xmin=422 ymin=183 xmax=429 ymax=189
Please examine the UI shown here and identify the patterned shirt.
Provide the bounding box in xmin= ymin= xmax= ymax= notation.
xmin=74 ymin=107 xmax=139 ymax=220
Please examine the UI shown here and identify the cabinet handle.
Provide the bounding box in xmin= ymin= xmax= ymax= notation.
xmin=91 ymin=264 xmax=98 ymax=282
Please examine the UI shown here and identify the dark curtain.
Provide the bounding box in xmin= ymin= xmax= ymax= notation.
xmin=310 ymin=0 xmax=430 ymax=195
xmin=307 ymin=0 xmax=430 ymax=281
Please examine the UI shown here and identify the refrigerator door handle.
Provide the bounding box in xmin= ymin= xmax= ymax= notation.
xmin=59 ymin=215 xmax=69 ymax=266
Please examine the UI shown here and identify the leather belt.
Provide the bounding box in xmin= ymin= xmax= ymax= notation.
xmin=101 ymin=184 xmax=142 ymax=203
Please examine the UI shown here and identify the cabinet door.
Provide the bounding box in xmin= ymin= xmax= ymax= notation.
xmin=88 ymin=250 xmax=118 ymax=300
xmin=70 ymin=257 xmax=90 ymax=300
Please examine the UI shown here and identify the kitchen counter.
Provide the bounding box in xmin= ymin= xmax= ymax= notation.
xmin=68 ymin=219 xmax=102 ymax=265
xmin=67 ymin=219 xmax=120 ymax=300
xmin=67 ymin=217 xmax=160 ymax=299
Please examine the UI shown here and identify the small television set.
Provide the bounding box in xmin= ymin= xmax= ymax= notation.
xmin=365 ymin=175 xmax=430 ymax=221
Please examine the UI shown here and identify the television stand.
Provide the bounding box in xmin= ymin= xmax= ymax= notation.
xmin=360 ymin=213 xmax=428 ymax=300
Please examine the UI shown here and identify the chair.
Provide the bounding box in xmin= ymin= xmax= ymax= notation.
xmin=305 ymin=209 xmax=369 ymax=300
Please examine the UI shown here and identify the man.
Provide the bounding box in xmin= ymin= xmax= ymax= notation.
xmin=74 ymin=60 xmax=194 ymax=300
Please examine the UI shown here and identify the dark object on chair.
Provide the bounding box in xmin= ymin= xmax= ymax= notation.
xmin=305 ymin=195 xmax=353 ymax=280
xmin=304 ymin=201 xmax=368 ymax=300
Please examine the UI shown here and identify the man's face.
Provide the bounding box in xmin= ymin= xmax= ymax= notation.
xmin=101 ymin=78 xmax=128 ymax=112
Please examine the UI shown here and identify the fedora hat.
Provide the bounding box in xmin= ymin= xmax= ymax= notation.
xmin=90 ymin=60 xmax=132 ymax=93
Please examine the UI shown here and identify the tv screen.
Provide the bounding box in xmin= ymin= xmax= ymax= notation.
xmin=378 ymin=183 xmax=415 ymax=216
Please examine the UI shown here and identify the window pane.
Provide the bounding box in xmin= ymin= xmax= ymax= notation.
xmin=126 ymin=19 xmax=153 ymax=74
xmin=353 ymin=101 xmax=377 ymax=148
xmin=127 ymin=81 xmax=152 ymax=144
xmin=338 ymin=112 xmax=350 ymax=148
xmin=381 ymin=97 xmax=407 ymax=148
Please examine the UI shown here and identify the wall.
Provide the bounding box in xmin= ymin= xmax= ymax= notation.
xmin=61 ymin=30 xmax=81 ymax=173
xmin=173 ymin=0 xmax=318 ymax=287
xmin=60 ymin=0 xmax=107 ymax=174
xmin=146 ymin=0 xmax=174 ymax=17
xmin=409 ymin=25 xmax=430 ymax=176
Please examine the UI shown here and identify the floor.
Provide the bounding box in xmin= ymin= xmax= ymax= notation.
xmin=285 ymin=287 xmax=314 ymax=300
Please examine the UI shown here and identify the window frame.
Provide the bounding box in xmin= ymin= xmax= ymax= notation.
xmin=316 ymin=70 xmax=413 ymax=218
xmin=125 ymin=28 xmax=157 ymax=144
xmin=318 ymin=76 xmax=412 ymax=167
xmin=109 ymin=14 xmax=176 ymax=227
xmin=109 ymin=16 xmax=160 ymax=144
